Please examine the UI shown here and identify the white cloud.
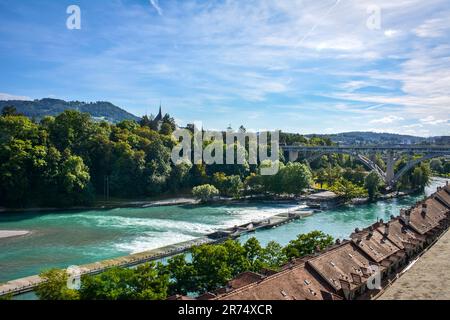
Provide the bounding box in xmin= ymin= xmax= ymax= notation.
xmin=413 ymin=18 xmax=448 ymax=38
xmin=384 ymin=29 xmax=400 ymax=38
xmin=420 ymin=115 xmax=449 ymax=125
xmin=0 ymin=93 xmax=32 ymax=101
xmin=4 ymin=0 xmax=450 ymax=136
xmin=370 ymin=115 xmax=404 ymax=124
xmin=149 ymin=0 xmax=163 ymax=16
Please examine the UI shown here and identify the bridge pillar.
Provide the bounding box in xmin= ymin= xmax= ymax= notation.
xmin=386 ymin=151 xmax=395 ymax=187
xmin=289 ymin=150 xmax=299 ymax=162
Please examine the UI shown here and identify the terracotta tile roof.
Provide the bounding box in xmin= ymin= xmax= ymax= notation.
xmin=406 ymin=205 xmax=439 ymax=235
xmin=197 ymin=292 xmax=218 ymax=300
xmin=196 ymin=184 xmax=450 ymax=301
xmin=215 ymin=263 xmax=340 ymax=300
xmin=436 ymin=186 xmax=450 ymax=206
xmin=307 ymin=241 xmax=381 ymax=291
xmin=405 ymin=195 xmax=450 ymax=235
xmin=167 ymin=294 xmax=195 ymax=300
xmin=350 ymin=227 xmax=401 ymax=263
xmin=424 ymin=198 xmax=448 ymax=222
xmin=376 ymin=218 xmax=425 ymax=250
xmin=227 ymin=271 xmax=265 ymax=290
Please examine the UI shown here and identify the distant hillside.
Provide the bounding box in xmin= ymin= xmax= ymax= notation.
xmin=305 ymin=132 xmax=447 ymax=145
xmin=0 ymin=98 xmax=140 ymax=123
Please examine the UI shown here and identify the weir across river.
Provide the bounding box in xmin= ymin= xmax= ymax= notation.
xmin=0 ymin=210 xmax=310 ymax=297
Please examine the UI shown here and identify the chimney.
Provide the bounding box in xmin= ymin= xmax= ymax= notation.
xmin=339 ymin=279 xmax=352 ymax=300
xmin=385 ymin=224 xmax=390 ymax=237
xmin=320 ymin=290 xmax=335 ymax=301
xmin=351 ymin=273 xmax=362 ymax=285
xmin=400 ymin=209 xmax=411 ymax=225
xmin=361 ymin=267 xmax=370 ymax=276
xmin=421 ymin=203 xmax=428 ymax=217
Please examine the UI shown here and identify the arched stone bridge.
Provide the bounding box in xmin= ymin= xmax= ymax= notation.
xmin=281 ymin=145 xmax=450 ymax=188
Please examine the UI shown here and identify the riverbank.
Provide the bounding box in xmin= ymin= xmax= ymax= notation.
xmin=0 ymin=183 xmax=427 ymax=214
xmin=0 ymin=197 xmax=199 ymax=214
xmin=0 ymin=208 xmax=312 ymax=297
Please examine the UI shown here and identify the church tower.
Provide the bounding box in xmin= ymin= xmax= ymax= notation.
xmin=155 ymin=103 xmax=163 ymax=122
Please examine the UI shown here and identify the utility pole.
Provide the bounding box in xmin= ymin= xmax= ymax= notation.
xmin=104 ymin=175 xmax=110 ymax=201
xmin=106 ymin=176 xmax=110 ymax=201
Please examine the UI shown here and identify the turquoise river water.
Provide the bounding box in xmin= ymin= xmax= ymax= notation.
xmin=0 ymin=177 xmax=448 ymax=285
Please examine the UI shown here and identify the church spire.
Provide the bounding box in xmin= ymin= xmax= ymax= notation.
xmin=155 ymin=101 xmax=163 ymax=121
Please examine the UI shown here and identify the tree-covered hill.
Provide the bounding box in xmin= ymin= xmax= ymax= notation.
xmin=0 ymin=98 xmax=140 ymax=123
xmin=305 ymin=131 xmax=446 ymax=146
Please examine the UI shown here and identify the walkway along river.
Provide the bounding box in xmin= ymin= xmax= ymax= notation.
xmin=0 ymin=178 xmax=448 ymax=297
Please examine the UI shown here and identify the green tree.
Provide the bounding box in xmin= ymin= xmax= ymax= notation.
xmin=1 ymin=105 xmax=20 ymax=117
xmin=168 ymin=159 xmax=193 ymax=192
xmin=243 ymin=237 xmax=264 ymax=272
xmin=261 ymin=241 xmax=287 ymax=270
xmin=430 ymin=159 xmax=443 ymax=173
xmin=330 ymin=178 xmax=368 ymax=201
xmin=49 ymin=110 xmax=95 ymax=155
xmin=283 ymin=231 xmax=334 ymax=260
xmin=411 ymin=163 xmax=431 ymax=190
xmin=192 ymin=184 xmax=219 ymax=202
xmin=212 ymin=173 xmax=243 ymax=198
xmin=166 ymin=254 xmax=197 ymax=295
xmin=314 ymin=168 xmax=327 ymax=189
xmin=323 ymin=164 xmax=342 ymax=187
xmin=80 ymin=263 xmax=168 ymax=300
xmin=343 ymin=165 xmax=366 ymax=186
xmin=36 ymin=269 xmax=80 ymax=300
xmin=364 ymin=171 xmax=382 ymax=201
xmin=168 ymin=239 xmax=251 ymax=294
xmin=189 ymin=242 xmax=233 ymax=292
xmin=277 ymin=162 xmax=312 ymax=195
xmin=443 ymin=161 xmax=450 ymax=175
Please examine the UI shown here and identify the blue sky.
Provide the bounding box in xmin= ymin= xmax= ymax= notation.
xmin=0 ymin=0 xmax=449 ymax=136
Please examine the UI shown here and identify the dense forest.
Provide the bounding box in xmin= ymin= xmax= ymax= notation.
xmin=0 ymin=106 xmax=447 ymax=208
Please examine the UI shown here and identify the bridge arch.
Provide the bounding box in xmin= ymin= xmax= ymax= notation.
xmin=392 ymin=153 xmax=448 ymax=186
xmin=300 ymin=150 xmax=386 ymax=182
xmin=283 ymin=145 xmax=450 ymax=188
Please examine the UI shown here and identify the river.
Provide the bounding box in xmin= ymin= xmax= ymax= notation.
xmin=0 ymin=177 xmax=448 ymax=286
